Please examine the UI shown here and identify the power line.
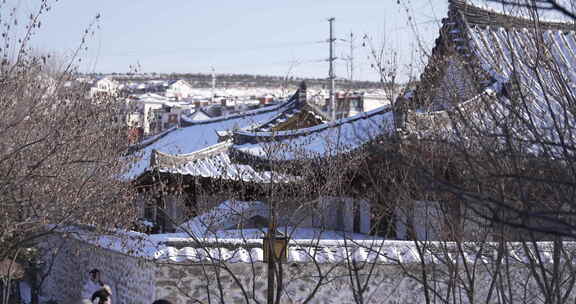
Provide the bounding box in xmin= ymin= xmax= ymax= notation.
xmin=172 ymin=58 xmax=327 ymax=71
xmin=106 ymin=40 xmax=326 ymax=57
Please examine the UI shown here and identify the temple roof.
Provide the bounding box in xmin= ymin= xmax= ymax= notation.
xmin=147 ymin=105 xmax=394 ymax=181
xmin=405 ymin=0 xmax=576 ymax=155
xmin=231 ymin=105 xmax=394 ymax=162
xmin=150 ymin=141 xmax=296 ymax=182
xmin=413 ymin=0 xmax=576 ymax=107
xmin=124 ymin=90 xmax=305 ymax=180
xmin=451 ymin=0 xmax=574 ymax=30
xmin=145 ymin=1 xmax=576 ymax=182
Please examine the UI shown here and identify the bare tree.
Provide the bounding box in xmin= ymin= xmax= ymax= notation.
xmin=0 ymin=1 xmax=136 ymax=303
xmin=375 ymin=0 xmax=576 ymax=303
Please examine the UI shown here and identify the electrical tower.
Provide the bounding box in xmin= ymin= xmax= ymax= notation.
xmin=328 ymin=17 xmax=336 ymax=121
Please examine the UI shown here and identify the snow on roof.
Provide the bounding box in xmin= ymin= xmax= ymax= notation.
xmin=177 ymin=200 xmax=269 ymax=238
xmin=147 ymin=105 xmax=391 ymax=178
xmin=132 ymin=126 xmax=177 ymax=149
xmin=232 ymin=105 xmax=395 ymax=161
xmin=454 ymin=0 xmax=573 ymax=24
xmin=185 ymin=108 xmax=213 ymax=121
xmin=52 ymin=226 xmax=161 ymax=258
xmin=465 ymin=5 xmax=576 ymax=154
xmin=152 ymin=141 xmax=297 ymax=182
xmin=137 ymin=92 xmax=168 ymax=100
xmin=180 ymin=95 xmax=294 ymax=127
xmin=136 ymin=93 xmax=194 ymax=108
xmin=123 ymin=95 xmax=301 ymax=180
xmin=236 ymin=101 xmax=305 ymax=132
xmin=61 ymin=225 xmax=570 ymax=264
xmin=408 ymin=1 xmax=576 ymax=155
xmin=169 ymin=79 xmax=194 ymax=89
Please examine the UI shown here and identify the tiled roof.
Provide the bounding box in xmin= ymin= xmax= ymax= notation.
xmin=404 ymin=0 xmax=576 ymax=155
xmin=151 ymin=142 xmax=296 ymax=182
xmin=450 ymin=0 xmax=575 ymax=30
xmin=148 ymin=105 xmax=395 ymax=181
xmin=124 ymin=92 xmax=303 ymax=180
xmin=66 ymin=226 xmax=567 ymax=264
xmin=230 ymin=105 xmax=394 ymax=162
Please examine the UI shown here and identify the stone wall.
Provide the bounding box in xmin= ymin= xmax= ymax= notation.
xmin=154 ymin=258 xmax=576 ymax=304
xmin=43 ymin=234 xmax=576 ymax=304
xmin=41 ymin=236 xmax=156 ymax=304
xmin=155 ymin=262 xmax=416 ymax=304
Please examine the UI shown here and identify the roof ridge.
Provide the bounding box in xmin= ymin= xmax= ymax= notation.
xmin=150 ymin=141 xmax=233 ymax=169
xmin=449 ymin=0 xmax=575 ymax=30
xmin=231 ymin=105 xmax=392 ymax=145
xmin=180 ymin=91 xmax=298 ymax=127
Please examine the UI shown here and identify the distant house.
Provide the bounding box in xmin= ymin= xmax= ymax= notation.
xmin=128 ymin=93 xmax=193 ymax=136
xmin=142 ymin=103 xmax=184 ymax=135
xmin=157 ymin=105 xmax=183 ymax=131
xmin=335 ymin=91 xmax=364 ymax=118
xmin=90 ymin=76 xmax=122 ymax=97
xmin=165 ymin=79 xmax=195 ymax=99
xmin=141 ymin=102 xmax=165 ymax=135
xmin=186 ymin=108 xmax=212 ymax=122
xmin=258 ymin=94 xmax=274 ymax=105
xmin=309 ymin=90 xmax=366 ymax=119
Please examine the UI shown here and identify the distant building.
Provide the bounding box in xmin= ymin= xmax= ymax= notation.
xmin=186 ymin=109 xmax=212 ymax=122
xmin=165 ymin=80 xmax=195 ymax=99
xmin=90 ymin=77 xmax=122 ymax=97
xmin=311 ymin=91 xmax=365 ymax=119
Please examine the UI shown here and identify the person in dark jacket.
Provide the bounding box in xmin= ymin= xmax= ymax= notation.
xmin=91 ymin=285 xmax=112 ymax=304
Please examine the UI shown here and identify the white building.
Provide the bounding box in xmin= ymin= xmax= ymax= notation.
xmin=133 ymin=93 xmax=194 ymax=135
xmin=165 ymin=80 xmax=195 ymax=99
xmin=90 ymin=77 xmax=123 ymax=97
xmin=186 ymin=109 xmax=212 ymax=122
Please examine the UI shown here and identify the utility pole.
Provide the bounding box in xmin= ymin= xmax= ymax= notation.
xmin=328 ymin=17 xmax=336 ymax=121
xmin=266 ymin=204 xmax=276 ymax=304
xmin=211 ymin=66 xmax=216 ymax=103
xmin=349 ymin=32 xmax=354 ymax=83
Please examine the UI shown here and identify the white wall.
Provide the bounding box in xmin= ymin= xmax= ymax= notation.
xmin=44 ymin=233 xmax=576 ymax=304
xmin=166 ymin=80 xmax=194 ymax=99
xmin=311 ymin=197 xmax=371 ymax=233
xmin=155 ymin=255 xmax=564 ymax=304
xmin=396 ymin=200 xmax=444 ymax=241
xmin=40 ymin=237 xmax=156 ymax=304
xmin=143 ymin=103 xmax=163 ymax=135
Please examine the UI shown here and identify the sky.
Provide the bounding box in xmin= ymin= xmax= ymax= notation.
xmin=11 ymin=0 xmax=451 ymax=82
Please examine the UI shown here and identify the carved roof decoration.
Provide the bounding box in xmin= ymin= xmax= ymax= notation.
xmin=412 ymin=0 xmax=576 ymax=110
